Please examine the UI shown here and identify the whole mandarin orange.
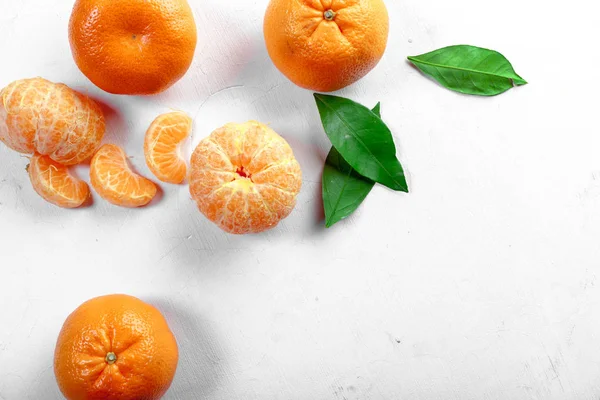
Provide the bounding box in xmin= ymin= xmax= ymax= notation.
xmin=69 ymin=0 xmax=197 ymax=95
xmin=0 ymin=77 xmax=105 ymax=165
xmin=189 ymin=121 xmax=302 ymax=234
xmin=54 ymin=294 xmax=178 ymax=400
xmin=264 ymin=0 xmax=389 ymax=92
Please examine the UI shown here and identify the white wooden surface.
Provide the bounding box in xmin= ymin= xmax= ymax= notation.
xmin=1 ymin=0 xmax=599 ymax=399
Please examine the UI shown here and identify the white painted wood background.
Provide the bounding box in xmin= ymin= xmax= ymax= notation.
xmin=1 ymin=0 xmax=599 ymax=398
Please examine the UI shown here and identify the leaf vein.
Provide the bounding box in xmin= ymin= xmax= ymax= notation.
xmin=409 ymin=57 xmax=521 ymax=82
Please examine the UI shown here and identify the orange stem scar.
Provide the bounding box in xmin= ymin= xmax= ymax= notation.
xmin=105 ymin=352 xmax=117 ymax=365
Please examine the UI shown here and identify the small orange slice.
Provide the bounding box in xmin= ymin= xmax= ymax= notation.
xmin=28 ymin=153 xmax=90 ymax=208
xmin=144 ymin=111 xmax=192 ymax=184
xmin=90 ymin=144 xmax=157 ymax=208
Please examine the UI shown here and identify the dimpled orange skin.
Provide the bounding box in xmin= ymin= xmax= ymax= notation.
xmin=28 ymin=154 xmax=90 ymax=208
xmin=69 ymin=0 xmax=197 ymax=95
xmin=54 ymin=294 xmax=178 ymax=400
xmin=144 ymin=111 xmax=192 ymax=184
xmin=90 ymin=144 xmax=158 ymax=207
xmin=190 ymin=121 xmax=302 ymax=234
xmin=264 ymin=0 xmax=389 ymax=92
xmin=0 ymin=78 xmax=105 ymax=165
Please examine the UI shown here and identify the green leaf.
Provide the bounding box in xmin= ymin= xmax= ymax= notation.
xmin=314 ymin=94 xmax=408 ymax=192
xmin=372 ymin=102 xmax=381 ymax=117
xmin=323 ymin=148 xmax=375 ymax=228
xmin=322 ymin=103 xmax=381 ymax=228
xmin=408 ymin=45 xmax=527 ymax=96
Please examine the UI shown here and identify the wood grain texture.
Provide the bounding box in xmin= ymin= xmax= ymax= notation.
xmin=1 ymin=0 xmax=600 ymax=399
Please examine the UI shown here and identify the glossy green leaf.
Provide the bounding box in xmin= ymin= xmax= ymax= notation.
xmin=314 ymin=94 xmax=408 ymax=192
xmin=322 ymin=103 xmax=380 ymax=228
xmin=323 ymin=148 xmax=375 ymax=228
xmin=408 ymin=45 xmax=527 ymax=96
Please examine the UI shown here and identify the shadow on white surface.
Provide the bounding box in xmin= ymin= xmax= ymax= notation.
xmin=137 ymin=0 xmax=272 ymax=107
xmin=85 ymin=95 xmax=130 ymax=147
xmin=148 ymin=298 xmax=226 ymax=398
xmin=147 ymin=185 xmax=165 ymax=208
xmin=20 ymin=346 xmax=62 ymax=399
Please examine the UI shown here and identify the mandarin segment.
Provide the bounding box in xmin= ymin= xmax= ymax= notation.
xmin=189 ymin=121 xmax=302 ymax=234
xmin=0 ymin=77 xmax=105 ymax=164
xmin=28 ymin=154 xmax=90 ymax=208
xmin=90 ymin=144 xmax=158 ymax=208
xmin=144 ymin=111 xmax=192 ymax=184
xmin=264 ymin=0 xmax=389 ymax=92
xmin=54 ymin=294 xmax=178 ymax=400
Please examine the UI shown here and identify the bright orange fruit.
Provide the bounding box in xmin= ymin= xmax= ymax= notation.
xmin=189 ymin=121 xmax=302 ymax=234
xmin=90 ymin=144 xmax=157 ymax=208
xmin=264 ymin=0 xmax=389 ymax=92
xmin=69 ymin=0 xmax=197 ymax=95
xmin=0 ymin=77 xmax=105 ymax=165
xmin=144 ymin=111 xmax=192 ymax=184
xmin=54 ymin=294 xmax=178 ymax=400
xmin=28 ymin=153 xmax=90 ymax=208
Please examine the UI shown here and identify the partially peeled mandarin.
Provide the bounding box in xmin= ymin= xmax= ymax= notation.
xmin=0 ymin=77 xmax=105 ymax=165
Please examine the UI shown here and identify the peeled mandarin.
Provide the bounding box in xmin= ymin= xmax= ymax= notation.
xmin=189 ymin=121 xmax=302 ymax=234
